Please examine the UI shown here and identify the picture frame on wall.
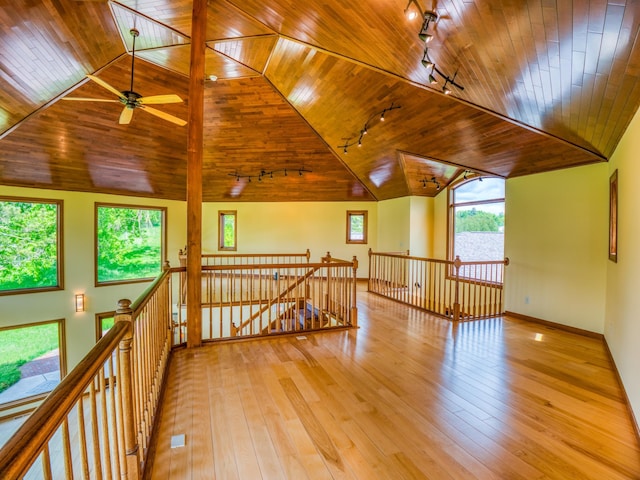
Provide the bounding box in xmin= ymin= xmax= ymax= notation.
xmin=609 ymin=169 xmax=618 ymax=263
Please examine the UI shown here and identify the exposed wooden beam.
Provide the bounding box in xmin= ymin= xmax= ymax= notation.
xmin=186 ymin=0 xmax=207 ymax=348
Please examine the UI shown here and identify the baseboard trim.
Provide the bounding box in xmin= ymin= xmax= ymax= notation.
xmin=504 ymin=311 xmax=603 ymax=339
xmin=602 ymin=338 xmax=640 ymax=447
xmin=504 ymin=310 xmax=640 ymax=444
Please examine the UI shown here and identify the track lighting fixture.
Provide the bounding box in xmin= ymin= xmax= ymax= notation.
xmin=338 ymin=102 xmax=401 ymax=154
xmin=426 ymin=66 xmax=464 ymax=94
xmin=229 ymin=166 xmax=311 ymax=183
xmin=442 ymin=79 xmax=452 ymax=95
xmin=420 ymin=176 xmax=441 ymax=190
xmin=428 ymin=65 xmax=437 ymax=84
xmin=408 ymin=6 xmax=465 ymax=96
xmin=421 ymin=48 xmax=434 ymax=68
xmin=418 ymin=11 xmax=438 ymax=43
xmin=403 ymin=0 xmax=421 ymax=20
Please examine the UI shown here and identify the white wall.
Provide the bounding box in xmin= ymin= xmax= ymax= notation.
xmin=605 ymin=105 xmax=640 ymax=427
xmin=503 ymin=163 xmax=608 ymax=333
xmin=0 ymin=186 xmax=187 ymax=372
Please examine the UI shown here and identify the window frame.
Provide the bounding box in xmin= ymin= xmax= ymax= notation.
xmin=0 ymin=318 xmax=67 ymax=413
xmin=218 ymin=210 xmax=237 ymax=251
xmin=0 ymin=196 xmax=64 ymax=296
xmin=447 ymin=176 xmax=505 ymax=264
xmin=94 ymin=203 xmax=167 ymax=287
xmin=346 ymin=210 xmax=368 ymax=244
xmin=95 ymin=311 xmax=116 ymax=342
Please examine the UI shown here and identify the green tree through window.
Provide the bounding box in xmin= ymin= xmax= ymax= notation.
xmin=96 ymin=204 xmax=165 ymax=284
xmin=0 ymin=198 xmax=62 ymax=293
xmin=219 ymin=211 xmax=237 ymax=251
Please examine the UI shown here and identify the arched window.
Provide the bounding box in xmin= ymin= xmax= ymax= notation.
xmin=448 ymin=177 xmax=505 ymax=262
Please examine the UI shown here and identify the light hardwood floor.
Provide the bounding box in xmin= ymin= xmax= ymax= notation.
xmin=146 ymin=287 xmax=640 ymax=479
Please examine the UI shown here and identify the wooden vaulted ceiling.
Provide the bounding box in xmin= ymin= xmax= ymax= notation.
xmin=1 ymin=0 xmax=638 ymax=201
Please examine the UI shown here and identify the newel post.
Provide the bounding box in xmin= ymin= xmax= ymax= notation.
xmin=367 ymin=248 xmax=373 ymax=292
xmin=324 ymin=252 xmax=332 ymax=312
xmin=453 ymin=256 xmax=462 ymax=322
xmin=115 ymin=299 xmax=140 ymax=479
xmin=351 ymin=256 xmax=358 ymax=327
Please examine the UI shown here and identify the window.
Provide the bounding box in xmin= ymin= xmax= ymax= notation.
xmin=0 ymin=319 xmax=66 ymax=408
xmin=95 ymin=204 xmax=166 ymax=285
xmin=0 ymin=197 xmax=63 ymax=295
xmin=449 ymin=177 xmax=505 ymax=262
xmin=95 ymin=312 xmax=115 ymax=341
xmin=347 ymin=211 xmax=368 ymax=244
xmin=218 ymin=210 xmax=237 ymax=251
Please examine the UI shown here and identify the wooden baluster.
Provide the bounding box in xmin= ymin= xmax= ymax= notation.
xmin=62 ymin=418 xmax=73 ymax=480
xmin=453 ymin=256 xmax=461 ymax=321
xmin=77 ymin=397 xmax=90 ymax=479
xmin=99 ymin=368 xmax=112 ymax=480
xmin=114 ymin=299 xmax=140 ymax=479
xmin=89 ymin=381 xmax=103 ymax=480
xmin=42 ymin=444 xmax=53 ymax=480
xmin=351 ymin=256 xmax=358 ymax=327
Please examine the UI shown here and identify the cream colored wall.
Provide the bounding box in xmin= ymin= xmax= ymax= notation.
xmin=503 ymin=163 xmax=608 ymax=333
xmin=409 ymin=196 xmax=433 ymax=257
xmin=201 ymin=201 xmax=377 ymax=277
xmin=377 ymin=197 xmax=410 ymax=253
xmin=432 ymin=189 xmax=448 ymax=259
xmin=0 ymin=186 xmax=187 ymax=372
xmin=605 ymin=106 xmax=640 ymax=426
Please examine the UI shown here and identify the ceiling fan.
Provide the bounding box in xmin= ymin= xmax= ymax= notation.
xmin=63 ymin=28 xmax=187 ymax=126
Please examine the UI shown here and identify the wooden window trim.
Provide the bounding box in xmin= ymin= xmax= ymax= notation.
xmin=218 ymin=210 xmax=237 ymax=251
xmin=94 ymin=203 xmax=167 ymax=287
xmin=0 ymin=196 xmax=64 ymax=296
xmin=447 ymin=177 xmax=505 ymax=278
xmin=95 ymin=311 xmax=116 ymax=342
xmin=346 ymin=210 xmax=368 ymax=244
xmin=0 ymin=318 xmax=67 ymax=414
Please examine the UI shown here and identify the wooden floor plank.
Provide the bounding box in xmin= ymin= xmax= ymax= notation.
xmin=144 ymin=286 xmax=640 ymax=479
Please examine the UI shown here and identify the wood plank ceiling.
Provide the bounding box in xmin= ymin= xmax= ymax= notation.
xmin=0 ymin=0 xmax=638 ymax=201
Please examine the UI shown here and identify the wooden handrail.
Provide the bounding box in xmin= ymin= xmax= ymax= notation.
xmin=236 ymin=264 xmax=322 ymax=331
xmin=368 ymin=250 xmax=508 ymax=321
xmin=0 ymin=321 xmax=130 ymax=478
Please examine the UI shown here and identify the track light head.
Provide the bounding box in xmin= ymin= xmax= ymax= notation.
xmin=418 ymin=11 xmax=438 ymax=42
xmin=421 ymin=49 xmax=434 ymax=68
xmin=442 ymin=80 xmax=452 ymax=95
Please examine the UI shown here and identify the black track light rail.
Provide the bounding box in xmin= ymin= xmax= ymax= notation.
xmin=229 ymin=167 xmax=312 ymax=183
xmin=338 ymin=102 xmax=402 ymax=154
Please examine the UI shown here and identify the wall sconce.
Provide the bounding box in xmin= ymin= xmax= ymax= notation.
xmin=75 ymin=293 xmax=85 ymax=312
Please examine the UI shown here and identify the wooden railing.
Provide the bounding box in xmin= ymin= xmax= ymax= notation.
xmin=173 ymin=251 xmax=358 ymax=342
xmin=0 ymin=251 xmax=357 ymax=478
xmin=0 ymin=266 xmax=174 ymax=479
xmin=368 ymin=249 xmax=508 ymax=321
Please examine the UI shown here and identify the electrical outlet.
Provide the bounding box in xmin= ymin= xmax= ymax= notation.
xmin=524 ymin=296 xmax=530 ymax=304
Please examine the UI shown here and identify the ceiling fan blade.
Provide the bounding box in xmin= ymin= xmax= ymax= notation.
xmin=87 ymin=74 xmax=125 ymax=99
xmin=119 ymin=107 xmax=134 ymax=125
xmin=141 ymin=106 xmax=187 ymax=126
xmin=138 ymin=94 xmax=183 ymax=105
xmin=61 ymin=97 xmax=120 ymax=102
